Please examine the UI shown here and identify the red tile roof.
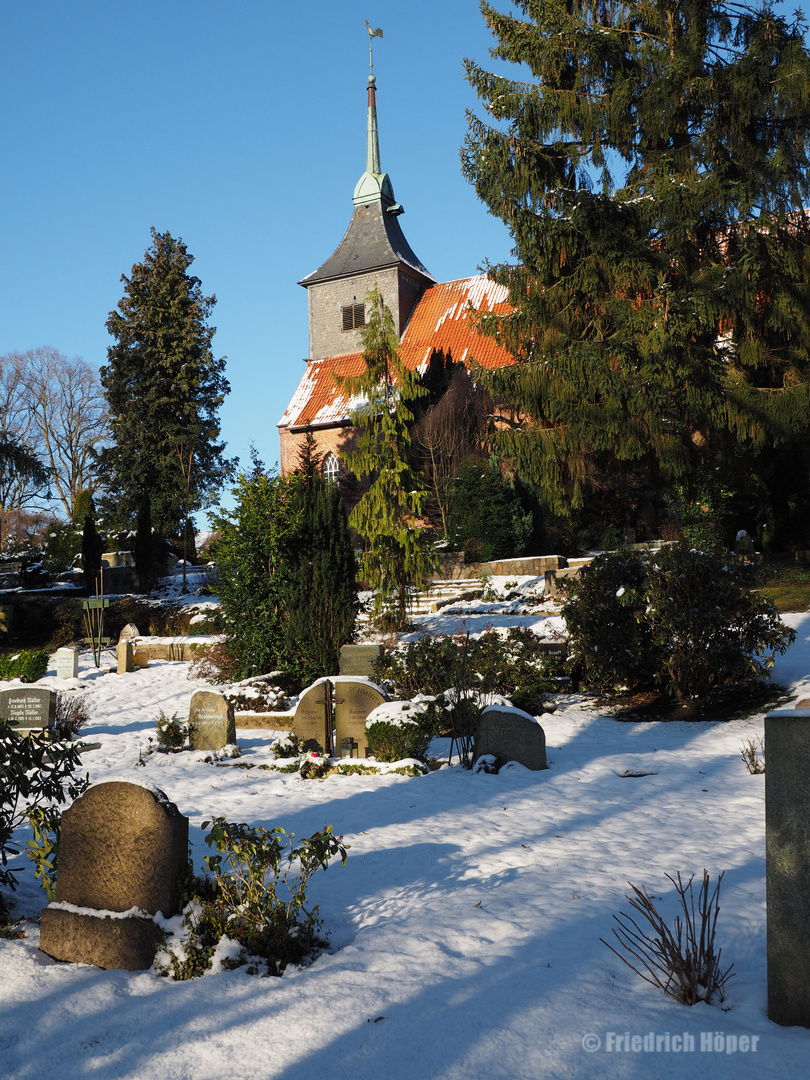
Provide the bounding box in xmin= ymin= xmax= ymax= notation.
xmin=279 ymin=275 xmax=515 ymax=431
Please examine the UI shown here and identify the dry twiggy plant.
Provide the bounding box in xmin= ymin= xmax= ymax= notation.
xmin=601 ymin=871 xmax=734 ymax=1005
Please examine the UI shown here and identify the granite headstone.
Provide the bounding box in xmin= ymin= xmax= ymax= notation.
xmin=39 ymin=781 xmax=189 ymax=970
xmin=188 ymin=690 xmax=236 ymax=751
xmin=473 ymin=705 xmax=548 ymax=771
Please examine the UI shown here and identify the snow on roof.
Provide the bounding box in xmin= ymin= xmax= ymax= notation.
xmin=279 ymin=275 xmax=515 ymax=431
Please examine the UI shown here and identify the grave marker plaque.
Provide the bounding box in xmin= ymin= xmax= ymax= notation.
xmin=334 ymin=679 xmax=387 ymax=758
xmin=0 ymin=687 xmax=56 ymax=732
xmin=188 ymin=690 xmax=236 ymax=751
xmin=473 ymin=706 xmax=548 ymax=771
xmin=338 ymin=644 xmax=385 ymax=677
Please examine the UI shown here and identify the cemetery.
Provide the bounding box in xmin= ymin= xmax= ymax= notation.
xmin=2 ymin=2 xmax=810 ymax=1077
xmin=0 ymin=557 xmax=809 ymax=1079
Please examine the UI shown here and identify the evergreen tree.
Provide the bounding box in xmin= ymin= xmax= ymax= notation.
xmin=210 ymin=456 xmax=301 ymax=681
xmin=100 ymin=228 xmax=235 ymax=536
xmin=339 ymin=288 xmax=436 ymax=627
xmin=284 ymin=467 xmax=358 ymax=682
xmin=462 ymin=1 xmax=810 ymax=520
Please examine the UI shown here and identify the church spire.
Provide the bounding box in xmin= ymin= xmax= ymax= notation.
xmin=353 ymin=29 xmax=400 ymax=212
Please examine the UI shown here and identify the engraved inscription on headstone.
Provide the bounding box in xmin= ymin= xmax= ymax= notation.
xmin=188 ymin=690 xmax=236 ymax=751
xmin=0 ymin=687 xmax=56 ymax=731
xmin=334 ymin=679 xmax=387 ymax=758
xmin=39 ymin=781 xmax=188 ymax=970
xmin=291 ymin=681 xmax=331 ymax=751
xmin=56 ymin=646 xmax=81 ymax=679
xmin=473 ymin=706 xmax=548 ymax=771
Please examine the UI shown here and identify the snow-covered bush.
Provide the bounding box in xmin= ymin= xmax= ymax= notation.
xmin=154 ymin=710 xmax=187 ymax=751
xmin=365 ymin=700 xmax=437 ymax=762
xmin=564 ymin=545 xmax=795 ymax=701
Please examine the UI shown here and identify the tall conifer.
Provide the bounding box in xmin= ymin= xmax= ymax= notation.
xmin=462 ymin=1 xmax=810 ymax=518
xmin=339 ymin=288 xmax=436 ymax=627
xmin=100 ymin=228 xmax=234 ymax=536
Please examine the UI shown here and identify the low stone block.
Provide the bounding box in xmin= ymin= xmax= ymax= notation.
xmin=116 ymin=641 xmax=134 ymax=674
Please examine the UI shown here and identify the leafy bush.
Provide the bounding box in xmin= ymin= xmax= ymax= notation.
xmin=373 ymin=626 xmax=556 ymax=703
xmin=0 ymin=721 xmax=88 ymax=898
xmin=365 ymin=701 xmax=437 ymax=762
xmin=563 ymin=545 xmax=796 ymax=702
xmin=155 ymin=817 xmax=348 ymax=978
xmin=0 ymin=650 xmax=50 ymax=683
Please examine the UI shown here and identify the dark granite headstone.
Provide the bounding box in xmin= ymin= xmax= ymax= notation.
xmin=334 ymin=679 xmax=387 ymax=758
xmin=473 ymin=706 xmax=548 ymax=771
xmin=39 ymin=781 xmax=189 ymax=970
xmin=188 ymin=690 xmax=236 ymax=751
xmin=0 ymin=687 xmax=56 ymax=732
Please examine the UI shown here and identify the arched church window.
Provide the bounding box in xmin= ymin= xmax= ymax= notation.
xmin=322 ymin=452 xmax=340 ymax=484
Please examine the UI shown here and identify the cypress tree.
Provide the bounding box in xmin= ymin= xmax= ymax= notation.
xmin=338 ymin=287 xmax=436 ymax=627
xmin=462 ymin=1 xmax=810 ymax=518
xmin=283 ymin=471 xmax=358 ymax=682
xmin=100 ymin=228 xmax=235 ymax=536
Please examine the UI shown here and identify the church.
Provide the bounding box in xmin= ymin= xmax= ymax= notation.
xmin=277 ymin=62 xmax=516 ymax=479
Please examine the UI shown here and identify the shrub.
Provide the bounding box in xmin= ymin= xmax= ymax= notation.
xmin=740 ymin=737 xmax=765 ymax=774
xmin=54 ymin=692 xmax=90 ymax=740
xmin=601 ymin=871 xmax=734 ymax=1005
xmin=0 ymin=650 xmax=50 ymax=683
xmin=0 ymin=721 xmax=88 ymax=898
xmin=365 ymin=701 xmax=437 ymax=762
xmin=155 ymin=818 xmax=348 ymax=978
xmin=563 ymin=545 xmax=795 ymax=702
xmin=154 ymin=710 xmax=187 ymax=751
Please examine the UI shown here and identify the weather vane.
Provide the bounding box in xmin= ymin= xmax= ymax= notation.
xmin=365 ymin=20 xmax=383 ymax=78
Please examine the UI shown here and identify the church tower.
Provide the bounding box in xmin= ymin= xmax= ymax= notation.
xmin=298 ymin=64 xmax=436 ymax=361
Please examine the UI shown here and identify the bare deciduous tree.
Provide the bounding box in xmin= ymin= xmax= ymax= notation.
xmin=18 ymin=347 xmax=110 ymax=519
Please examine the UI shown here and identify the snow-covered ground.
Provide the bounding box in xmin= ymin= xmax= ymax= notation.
xmin=1 ymin=595 xmax=810 ymax=1080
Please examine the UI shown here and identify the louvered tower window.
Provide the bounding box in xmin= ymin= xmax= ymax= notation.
xmin=341 ymin=303 xmax=365 ymax=330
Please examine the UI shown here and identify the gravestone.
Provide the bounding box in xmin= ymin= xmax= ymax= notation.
xmin=39 ymin=781 xmax=188 ymax=970
xmin=56 ymin=646 xmax=81 ymax=679
xmin=764 ymin=709 xmax=810 ymax=1027
xmin=116 ymin=640 xmax=134 ymax=674
xmin=188 ymin=690 xmax=236 ymax=751
xmin=473 ymin=705 xmax=548 ymax=771
xmin=333 ymin=679 xmax=387 ymax=758
xmin=0 ymin=687 xmax=56 ymax=732
xmin=291 ymin=681 xmax=332 ymax=752
xmin=339 ymin=644 xmax=385 ymax=677
xmin=118 ymin=623 xmax=140 ymax=643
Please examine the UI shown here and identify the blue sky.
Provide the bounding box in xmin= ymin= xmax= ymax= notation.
xmin=0 ymin=0 xmax=516 ymax=516
xmin=2 ymin=1 xmax=807 ymax=522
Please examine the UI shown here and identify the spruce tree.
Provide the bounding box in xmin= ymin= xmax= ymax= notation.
xmin=339 ymin=287 xmax=436 ymax=627
xmin=462 ymin=1 xmax=810 ymax=520
xmin=100 ymin=228 xmax=235 ymax=536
